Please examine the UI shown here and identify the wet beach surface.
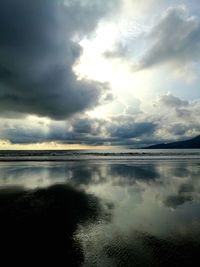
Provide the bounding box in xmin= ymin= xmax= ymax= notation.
xmin=0 ymin=159 xmax=200 ymax=266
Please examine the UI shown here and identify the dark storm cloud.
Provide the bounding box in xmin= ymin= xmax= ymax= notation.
xmin=48 ymin=117 xmax=107 ymax=143
xmin=0 ymin=128 xmax=46 ymax=144
xmin=164 ymin=194 xmax=192 ymax=208
xmin=110 ymin=121 xmax=157 ymax=139
xmin=167 ymin=123 xmax=190 ymax=136
xmin=1 ymin=93 xmax=199 ymax=146
xmin=138 ymin=6 xmax=200 ymax=69
xmin=152 ymin=94 xmax=200 ymax=139
xmin=72 ymin=117 xmax=103 ymax=135
xmin=0 ymin=0 xmax=120 ymax=119
xmin=168 ymin=122 xmax=200 ymax=137
xmin=0 ymin=116 xmax=107 ymax=144
xmin=0 ymin=115 xmax=158 ymax=146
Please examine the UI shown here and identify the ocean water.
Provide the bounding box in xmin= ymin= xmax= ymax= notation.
xmin=0 ymin=150 xmax=200 ymax=266
xmin=0 ymin=148 xmax=200 ymax=160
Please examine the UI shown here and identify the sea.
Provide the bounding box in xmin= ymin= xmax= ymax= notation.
xmin=0 ymin=149 xmax=200 ymax=266
xmin=0 ymin=148 xmax=200 ymax=161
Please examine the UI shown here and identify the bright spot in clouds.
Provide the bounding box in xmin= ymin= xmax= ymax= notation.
xmin=74 ymin=20 xmax=157 ymax=119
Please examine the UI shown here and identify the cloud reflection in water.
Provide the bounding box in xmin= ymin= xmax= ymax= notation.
xmin=0 ymin=160 xmax=200 ymax=266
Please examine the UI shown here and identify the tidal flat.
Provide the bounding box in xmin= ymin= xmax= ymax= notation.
xmin=0 ymin=158 xmax=200 ymax=266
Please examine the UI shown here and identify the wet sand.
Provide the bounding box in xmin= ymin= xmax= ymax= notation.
xmin=0 ymin=159 xmax=200 ymax=266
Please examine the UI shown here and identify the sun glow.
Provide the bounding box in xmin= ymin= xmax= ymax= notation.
xmin=0 ymin=140 xmax=113 ymax=150
xmin=74 ymin=20 xmax=157 ymax=120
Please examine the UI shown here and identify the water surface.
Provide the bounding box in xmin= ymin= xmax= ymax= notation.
xmin=0 ymin=156 xmax=200 ymax=266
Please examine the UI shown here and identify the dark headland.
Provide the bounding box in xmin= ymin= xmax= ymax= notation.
xmin=145 ymin=135 xmax=200 ymax=149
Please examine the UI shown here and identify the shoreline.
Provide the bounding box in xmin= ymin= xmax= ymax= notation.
xmin=0 ymin=156 xmax=200 ymax=162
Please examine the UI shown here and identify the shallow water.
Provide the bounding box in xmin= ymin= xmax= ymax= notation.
xmin=0 ymin=148 xmax=200 ymax=161
xmin=0 ymin=158 xmax=200 ymax=266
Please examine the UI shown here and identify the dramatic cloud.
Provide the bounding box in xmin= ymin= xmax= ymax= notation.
xmin=0 ymin=0 xmax=120 ymax=119
xmin=0 ymin=115 xmax=158 ymax=146
xmin=1 ymin=92 xmax=200 ymax=146
xmin=138 ymin=6 xmax=200 ymax=69
xmin=109 ymin=120 xmax=157 ymax=139
xmin=0 ymin=1 xmax=200 ymax=147
xmin=105 ymin=5 xmax=200 ymax=75
xmin=156 ymin=94 xmax=189 ymax=108
xmin=151 ymin=94 xmax=200 ymax=141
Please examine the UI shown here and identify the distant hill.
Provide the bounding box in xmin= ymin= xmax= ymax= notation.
xmin=146 ymin=135 xmax=200 ymax=149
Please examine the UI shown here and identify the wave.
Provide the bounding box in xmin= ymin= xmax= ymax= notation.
xmin=0 ymin=149 xmax=200 ymax=161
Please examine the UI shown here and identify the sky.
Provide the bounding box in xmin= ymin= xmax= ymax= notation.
xmin=0 ymin=0 xmax=200 ymax=149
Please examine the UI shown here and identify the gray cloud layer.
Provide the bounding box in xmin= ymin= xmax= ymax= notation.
xmin=1 ymin=93 xmax=200 ymax=146
xmin=156 ymin=94 xmax=188 ymax=108
xmin=0 ymin=2 xmax=199 ymax=147
xmin=139 ymin=6 xmax=200 ymax=69
xmin=0 ymin=115 xmax=157 ymax=146
xmin=105 ymin=6 xmax=200 ymax=73
xmin=0 ymin=0 xmax=119 ymax=119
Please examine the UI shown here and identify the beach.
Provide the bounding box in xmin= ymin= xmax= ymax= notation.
xmin=0 ymin=150 xmax=200 ymax=266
